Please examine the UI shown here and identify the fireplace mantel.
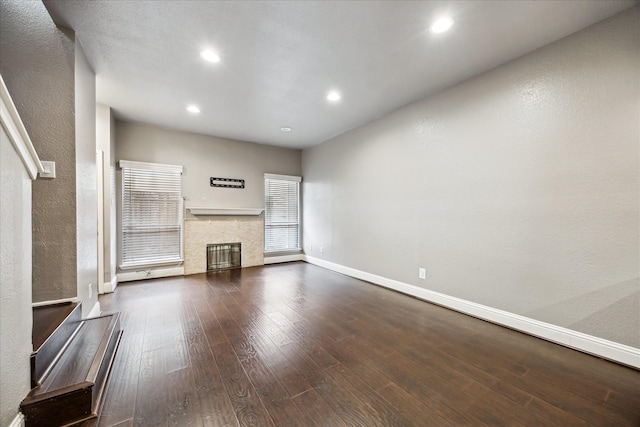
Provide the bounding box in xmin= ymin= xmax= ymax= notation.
xmin=187 ymin=207 xmax=264 ymax=216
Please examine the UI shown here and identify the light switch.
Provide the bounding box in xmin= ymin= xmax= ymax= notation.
xmin=39 ymin=161 xmax=56 ymax=179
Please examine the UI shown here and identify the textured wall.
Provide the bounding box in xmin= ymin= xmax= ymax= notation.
xmin=75 ymin=40 xmax=98 ymax=316
xmin=116 ymin=121 xmax=302 ymax=210
xmin=0 ymin=124 xmax=33 ymax=427
xmin=184 ymin=217 xmax=265 ymax=274
xmin=0 ymin=0 xmax=77 ymax=302
xmin=302 ymin=8 xmax=639 ymax=347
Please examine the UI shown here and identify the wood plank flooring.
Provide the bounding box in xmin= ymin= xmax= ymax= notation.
xmin=95 ymin=262 xmax=639 ymax=426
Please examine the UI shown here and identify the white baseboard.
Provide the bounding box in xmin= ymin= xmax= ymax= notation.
xmin=264 ymin=253 xmax=305 ymax=264
xmin=32 ymin=297 xmax=79 ymax=307
xmin=303 ymin=255 xmax=640 ymax=369
xmin=104 ymin=276 xmax=118 ymax=293
xmin=117 ymin=266 xmax=184 ymax=283
xmin=87 ymin=301 xmax=101 ymax=318
xmin=8 ymin=412 xmax=25 ymax=427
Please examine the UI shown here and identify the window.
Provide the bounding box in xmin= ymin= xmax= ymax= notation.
xmin=119 ymin=160 xmax=183 ymax=268
xmin=264 ymin=173 xmax=301 ymax=252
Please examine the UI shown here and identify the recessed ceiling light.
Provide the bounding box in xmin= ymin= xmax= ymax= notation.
xmin=200 ymin=50 xmax=220 ymax=63
xmin=187 ymin=105 xmax=200 ymax=113
xmin=280 ymin=127 xmax=292 ymax=132
xmin=327 ymin=91 xmax=341 ymax=102
xmin=430 ymin=17 xmax=454 ymax=34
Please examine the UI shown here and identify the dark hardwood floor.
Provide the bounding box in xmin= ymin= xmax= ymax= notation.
xmin=95 ymin=262 xmax=639 ymax=426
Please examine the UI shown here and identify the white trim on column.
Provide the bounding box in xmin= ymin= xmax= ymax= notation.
xmin=97 ymin=150 xmax=105 ymax=295
xmin=104 ymin=276 xmax=118 ymax=293
xmin=87 ymin=301 xmax=101 ymax=318
xmin=0 ymin=74 xmax=43 ymax=180
xmin=8 ymin=412 xmax=25 ymax=427
xmin=303 ymin=255 xmax=640 ymax=369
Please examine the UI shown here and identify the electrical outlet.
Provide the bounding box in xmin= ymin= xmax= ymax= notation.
xmin=418 ymin=268 xmax=426 ymax=279
xmin=88 ymin=283 xmax=93 ymax=298
xmin=320 ymin=246 xmax=324 ymax=253
xmin=310 ymin=245 xmax=313 ymax=252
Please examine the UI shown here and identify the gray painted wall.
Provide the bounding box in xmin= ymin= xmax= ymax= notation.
xmin=0 ymin=0 xmax=78 ymax=302
xmin=302 ymin=8 xmax=639 ymax=348
xmin=0 ymin=5 xmax=99 ymax=421
xmin=75 ymin=40 xmax=98 ymax=316
xmin=116 ymin=121 xmax=302 ymax=210
xmin=0 ymin=123 xmax=33 ymax=427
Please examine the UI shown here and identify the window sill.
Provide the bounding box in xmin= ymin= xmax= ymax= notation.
xmin=264 ymin=249 xmax=302 ymax=256
xmin=119 ymin=259 xmax=183 ymax=270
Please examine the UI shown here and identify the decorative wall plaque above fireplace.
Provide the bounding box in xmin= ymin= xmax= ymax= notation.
xmin=210 ymin=177 xmax=245 ymax=188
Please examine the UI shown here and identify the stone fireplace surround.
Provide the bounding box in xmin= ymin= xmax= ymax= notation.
xmin=184 ymin=216 xmax=264 ymax=275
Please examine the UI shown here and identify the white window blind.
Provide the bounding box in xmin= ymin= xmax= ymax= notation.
xmin=264 ymin=174 xmax=301 ymax=252
xmin=120 ymin=160 xmax=183 ymax=268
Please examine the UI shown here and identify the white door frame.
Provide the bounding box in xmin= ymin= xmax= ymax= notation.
xmin=96 ymin=150 xmax=105 ymax=294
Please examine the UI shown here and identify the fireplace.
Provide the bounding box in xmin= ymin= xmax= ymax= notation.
xmin=184 ymin=216 xmax=264 ymax=275
xmin=207 ymin=243 xmax=241 ymax=272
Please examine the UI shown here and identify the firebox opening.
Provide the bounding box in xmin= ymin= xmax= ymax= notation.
xmin=207 ymin=243 xmax=241 ymax=272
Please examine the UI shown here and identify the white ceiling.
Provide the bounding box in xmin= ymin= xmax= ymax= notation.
xmin=44 ymin=0 xmax=636 ymax=149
